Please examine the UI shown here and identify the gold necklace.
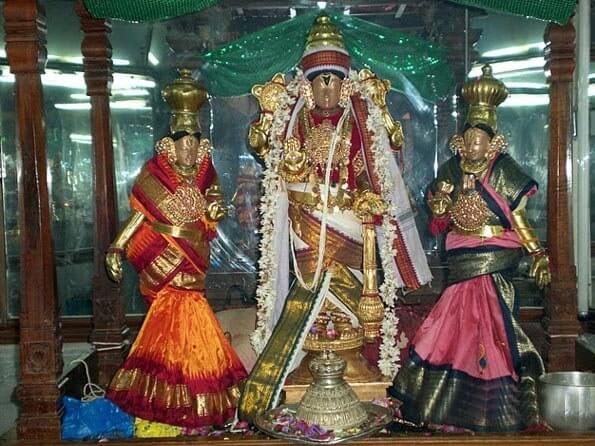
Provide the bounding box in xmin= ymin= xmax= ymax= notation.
xmin=173 ymin=163 xmax=197 ymax=181
xmin=460 ymin=157 xmax=489 ymax=175
xmin=313 ymin=107 xmax=342 ymax=118
xmin=449 ymin=191 xmax=490 ymax=233
xmin=303 ymin=110 xmax=352 ymax=169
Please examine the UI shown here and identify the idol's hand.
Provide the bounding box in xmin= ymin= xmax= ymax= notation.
xmin=248 ymin=122 xmax=270 ymax=158
xmin=206 ymin=201 xmax=226 ymax=222
xmin=529 ymin=252 xmax=551 ymax=289
xmin=437 ymin=181 xmax=454 ymax=196
xmin=386 ymin=117 xmax=404 ymax=150
xmin=428 ymin=181 xmax=453 ymax=217
xmin=105 ymin=250 xmax=123 ymax=283
xmin=205 ymin=184 xmax=227 ymax=222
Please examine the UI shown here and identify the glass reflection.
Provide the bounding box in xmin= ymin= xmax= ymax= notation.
xmin=0 ymin=4 xmax=564 ymax=319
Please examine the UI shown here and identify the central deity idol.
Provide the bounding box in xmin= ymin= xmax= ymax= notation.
xmin=238 ymin=14 xmax=431 ymax=423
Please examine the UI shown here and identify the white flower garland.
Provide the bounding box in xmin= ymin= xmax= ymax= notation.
xmin=250 ymin=75 xmax=300 ymax=354
xmin=353 ymin=70 xmax=402 ymax=377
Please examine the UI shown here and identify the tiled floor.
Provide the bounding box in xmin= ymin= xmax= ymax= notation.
xmin=0 ymin=342 xmax=93 ymax=438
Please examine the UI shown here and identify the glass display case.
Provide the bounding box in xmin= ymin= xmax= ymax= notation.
xmin=0 ymin=0 xmax=582 ymax=319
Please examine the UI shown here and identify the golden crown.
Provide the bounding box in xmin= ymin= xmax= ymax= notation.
xmin=306 ymin=13 xmax=345 ymax=50
xmin=161 ymin=68 xmax=207 ymax=134
xmin=462 ymin=64 xmax=508 ymax=130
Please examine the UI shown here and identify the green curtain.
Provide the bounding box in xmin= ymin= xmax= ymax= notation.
xmin=83 ymin=0 xmax=575 ymax=24
xmin=82 ymin=0 xmax=219 ymax=21
xmin=448 ymin=0 xmax=576 ymax=25
xmin=200 ymin=11 xmax=453 ymax=102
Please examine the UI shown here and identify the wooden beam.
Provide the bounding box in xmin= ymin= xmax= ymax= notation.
xmin=3 ymin=0 xmax=63 ymax=439
xmin=74 ymin=0 xmax=129 ymax=387
xmin=542 ymin=22 xmax=582 ymax=371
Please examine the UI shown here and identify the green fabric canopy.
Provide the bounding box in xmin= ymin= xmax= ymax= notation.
xmin=82 ymin=0 xmax=218 ymax=22
xmin=84 ymin=0 xmax=576 ymax=24
xmin=449 ymin=0 xmax=576 ymax=25
xmin=200 ymin=10 xmax=453 ymax=102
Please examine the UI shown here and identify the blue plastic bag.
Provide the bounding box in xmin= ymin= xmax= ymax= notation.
xmin=61 ymin=396 xmax=134 ymax=440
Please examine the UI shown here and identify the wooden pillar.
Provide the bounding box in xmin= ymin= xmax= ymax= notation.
xmin=75 ymin=1 xmax=128 ymax=386
xmin=4 ymin=0 xmax=63 ymax=439
xmin=542 ymin=23 xmax=582 ymax=371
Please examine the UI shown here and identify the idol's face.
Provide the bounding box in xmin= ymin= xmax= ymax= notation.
xmin=174 ymin=134 xmax=200 ymax=167
xmin=311 ymin=72 xmax=342 ymax=110
xmin=462 ymin=127 xmax=491 ymax=161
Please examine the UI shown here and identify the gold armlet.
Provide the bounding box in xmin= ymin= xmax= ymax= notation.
xmin=110 ymin=210 xmax=145 ymax=251
xmin=511 ymin=207 xmax=542 ymax=254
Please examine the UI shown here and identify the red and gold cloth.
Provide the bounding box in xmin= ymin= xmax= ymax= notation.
xmin=107 ymin=153 xmax=247 ymax=428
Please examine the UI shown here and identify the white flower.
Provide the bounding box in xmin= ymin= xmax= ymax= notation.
xmin=250 ymin=78 xmax=298 ymax=353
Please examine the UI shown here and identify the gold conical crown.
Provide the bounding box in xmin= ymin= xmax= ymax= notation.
xmin=462 ymin=64 xmax=508 ymax=130
xmin=306 ymin=13 xmax=345 ymax=50
xmin=161 ymin=68 xmax=207 ymax=134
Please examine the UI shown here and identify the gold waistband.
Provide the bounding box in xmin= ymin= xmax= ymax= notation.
xmin=288 ymin=189 xmax=353 ymax=212
xmin=152 ymin=221 xmax=198 ymax=241
xmin=454 ymin=224 xmax=504 ymax=239
xmin=170 ymin=271 xmax=205 ymax=290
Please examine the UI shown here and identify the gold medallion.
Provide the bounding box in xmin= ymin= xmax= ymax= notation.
xmin=162 ymin=184 xmax=207 ymax=226
xmin=449 ymin=191 xmax=490 ymax=233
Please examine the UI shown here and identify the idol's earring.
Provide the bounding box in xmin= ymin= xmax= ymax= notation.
xmin=300 ymin=80 xmax=315 ymax=110
xmin=338 ymin=79 xmax=354 ymax=108
xmin=155 ymin=136 xmax=176 ymax=164
xmin=488 ymin=132 xmax=508 ymax=157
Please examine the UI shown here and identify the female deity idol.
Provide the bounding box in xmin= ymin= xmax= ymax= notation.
xmin=389 ymin=65 xmax=549 ymax=432
xmin=238 ymin=14 xmax=432 ymax=423
xmin=104 ymin=70 xmax=247 ymax=433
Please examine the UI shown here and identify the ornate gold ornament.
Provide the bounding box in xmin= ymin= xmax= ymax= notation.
xmin=488 ymin=132 xmax=508 ymax=155
xmin=303 ymin=302 xmax=364 ymax=353
xmin=449 ymin=191 xmax=491 ymax=233
xmin=306 ymin=14 xmax=345 ymax=50
xmin=155 ymin=136 xmax=176 ymax=163
xmin=304 ymin=115 xmax=352 ymax=169
xmin=460 ymin=157 xmax=490 ymax=175
xmin=251 ymin=73 xmax=287 ymax=113
xmin=248 ymin=73 xmax=288 ymax=158
xmin=195 ymin=138 xmax=212 ymax=164
xmin=162 ymin=68 xmax=207 ymax=134
xmin=359 ymin=68 xmax=404 ymax=149
xmin=462 ymin=64 xmax=508 ymax=131
xmin=280 ymin=137 xmax=309 ymax=182
xmin=353 ymin=190 xmax=388 ymax=220
xmin=338 ymin=78 xmax=354 ymax=108
xmin=162 ymin=185 xmax=208 ymax=226
xmin=299 ymin=79 xmax=315 ymax=110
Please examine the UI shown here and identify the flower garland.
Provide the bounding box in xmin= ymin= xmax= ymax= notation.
xmin=352 ymin=69 xmax=402 ymax=378
xmin=250 ymin=74 xmax=300 ymax=354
